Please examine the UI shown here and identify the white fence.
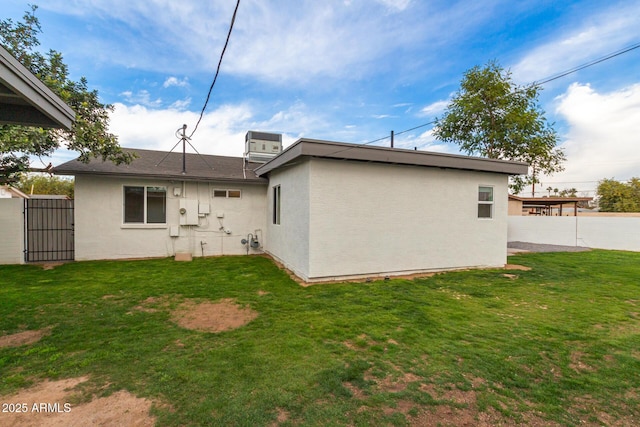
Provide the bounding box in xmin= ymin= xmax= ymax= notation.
xmin=0 ymin=198 xmax=25 ymax=264
xmin=508 ymin=216 xmax=640 ymax=252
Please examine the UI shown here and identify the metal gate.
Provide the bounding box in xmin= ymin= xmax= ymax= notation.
xmin=24 ymin=198 xmax=74 ymax=262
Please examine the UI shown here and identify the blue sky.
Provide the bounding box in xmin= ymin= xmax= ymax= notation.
xmin=4 ymin=0 xmax=640 ymax=196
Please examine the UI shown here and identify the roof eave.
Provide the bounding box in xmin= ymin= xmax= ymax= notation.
xmin=0 ymin=46 xmax=75 ymax=130
xmin=255 ymin=139 xmax=529 ymax=176
xmin=52 ymin=168 xmax=267 ymax=185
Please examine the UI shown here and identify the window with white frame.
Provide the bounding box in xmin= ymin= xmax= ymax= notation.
xmin=123 ymin=186 xmax=166 ymax=224
xmin=213 ymin=189 xmax=241 ymax=198
xmin=273 ymin=185 xmax=281 ymax=225
xmin=478 ymin=186 xmax=493 ymax=219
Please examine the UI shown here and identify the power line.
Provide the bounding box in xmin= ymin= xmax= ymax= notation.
xmin=358 ymin=40 xmax=640 ymax=149
xmin=189 ymin=0 xmax=241 ymax=139
xmin=360 ymin=121 xmax=435 ymax=146
xmin=394 ymin=120 xmax=435 ymax=137
xmin=534 ymin=41 xmax=640 ymax=86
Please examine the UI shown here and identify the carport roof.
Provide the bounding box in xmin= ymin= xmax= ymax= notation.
xmin=0 ymin=45 xmax=75 ymax=129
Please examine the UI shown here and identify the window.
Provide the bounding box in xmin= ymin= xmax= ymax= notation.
xmin=123 ymin=186 xmax=166 ymax=224
xmin=273 ymin=185 xmax=281 ymax=225
xmin=478 ymin=186 xmax=493 ymax=219
xmin=213 ymin=189 xmax=241 ymax=198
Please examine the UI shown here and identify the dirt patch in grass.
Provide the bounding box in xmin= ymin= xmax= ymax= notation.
xmin=376 ymin=372 xmax=423 ymax=393
xmin=0 ymin=328 xmax=51 ymax=348
xmin=0 ymin=377 xmax=155 ymax=427
xmin=131 ymin=296 xmax=173 ymax=314
xmin=569 ymin=351 xmax=595 ymax=372
xmin=344 ymin=381 xmax=367 ymax=399
xmin=41 ymin=263 xmax=64 ymax=270
xmin=504 ymin=264 xmax=532 ymax=271
xmin=171 ymin=298 xmax=258 ymax=333
xmin=268 ymin=407 xmax=290 ymax=426
xmin=412 ymin=379 xmax=558 ymax=427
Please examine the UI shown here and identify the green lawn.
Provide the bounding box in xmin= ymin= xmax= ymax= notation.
xmin=1 ymin=251 xmax=639 ymax=426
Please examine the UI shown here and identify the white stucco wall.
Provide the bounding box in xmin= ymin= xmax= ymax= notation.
xmin=264 ymin=161 xmax=310 ymax=279
xmin=0 ymin=198 xmax=25 ymax=264
xmin=74 ymin=175 xmax=267 ymax=260
xmin=508 ymin=216 xmax=640 ymax=251
xmin=265 ymin=158 xmax=509 ymax=282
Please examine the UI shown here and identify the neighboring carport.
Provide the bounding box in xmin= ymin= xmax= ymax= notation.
xmin=509 ymin=195 xmax=593 ymax=216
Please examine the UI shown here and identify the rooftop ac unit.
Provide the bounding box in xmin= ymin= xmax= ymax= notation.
xmin=245 ymin=131 xmax=282 ymax=163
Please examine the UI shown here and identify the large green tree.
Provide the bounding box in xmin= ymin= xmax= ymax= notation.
xmin=17 ymin=173 xmax=74 ymax=198
xmin=597 ymin=178 xmax=640 ymax=212
xmin=433 ymin=60 xmax=565 ymax=194
xmin=0 ymin=5 xmax=132 ymax=183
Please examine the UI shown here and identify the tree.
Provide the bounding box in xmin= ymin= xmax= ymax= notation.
xmin=558 ymin=188 xmax=578 ymax=198
xmin=433 ymin=60 xmax=565 ymax=194
xmin=0 ymin=5 xmax=132 ymax=183
xmin=17 ymin=173 xmax=74 ymax=198
xmin=597 ymin=178 xmax=640 ymax=212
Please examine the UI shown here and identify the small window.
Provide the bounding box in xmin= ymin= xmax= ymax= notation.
xmin=124 ymin=186 xmax=144 ymax=223
xmin=213 ymin=189 xmax=241 ymax=198
xmin=478 ymin=186 xmax=493 ymax=219
xmin=146 ymin=187 xmax=167 ymax=223
xmin=273 ymin=185 xmax=281 ymax=225
xmin=124 ymin=186 xmax=166 ymax=224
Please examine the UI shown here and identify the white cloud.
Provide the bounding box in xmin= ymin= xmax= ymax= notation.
xmin=419 ymin=100 xmax=449 ymax=117
xmin=169 ymin=98 xmax=192 ymax=110
xmin=120 ymin=90 xmax=162 ymax=108
xmin=163 ymin=77 xmax=189 ymax=88
xmin=537 ymin=83 xmax=640 ymax=191
xmin=375 ymin=0 xmax=411 ymax=11
xmin=511 ymin=3 xmax=640 ymax=84
xmin=105 ymin=101 xmax=331 ymax=158
xmin=41 ymin=0 xmax=506 ymax=86
xmin=392 ymin=128 xmax=458 ymax=154
xmin=108 ymin=103 xmax=251 ymax=157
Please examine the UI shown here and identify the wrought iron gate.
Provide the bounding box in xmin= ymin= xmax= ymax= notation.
xmin=24 ymin=198 xmax=74 ymax=262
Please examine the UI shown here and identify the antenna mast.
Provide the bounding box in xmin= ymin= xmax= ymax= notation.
xmin=180 ymin=124 xmax=188 ymax=174
xmin=155 ymin=124 xmax=214 ymax=172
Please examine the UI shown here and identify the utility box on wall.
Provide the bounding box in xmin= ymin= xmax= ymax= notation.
xmin=179 ymin=199 xmax=199 ymax=225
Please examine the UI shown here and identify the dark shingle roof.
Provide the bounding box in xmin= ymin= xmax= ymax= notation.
xmin=54 ymin=148 xmax=267 ymax=184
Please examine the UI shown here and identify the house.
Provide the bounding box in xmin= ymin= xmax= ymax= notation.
xmin=0 ymin=185 xmax=29 ymax=199
xmin=54 ymin=147 xmax=269 ymax=261
xmin=54 ymin=134 xmax=528 ymax=282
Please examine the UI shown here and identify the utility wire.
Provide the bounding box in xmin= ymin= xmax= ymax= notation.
xmin=393 ymin=120 xmax=435 ymax=137
xmin=534 ymin=41 xmax=640 ymax=86
xmin=356 ymin=40 xmax=640 ymax=150
xmin=189 ymin=0 xmax=241 ymax=139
